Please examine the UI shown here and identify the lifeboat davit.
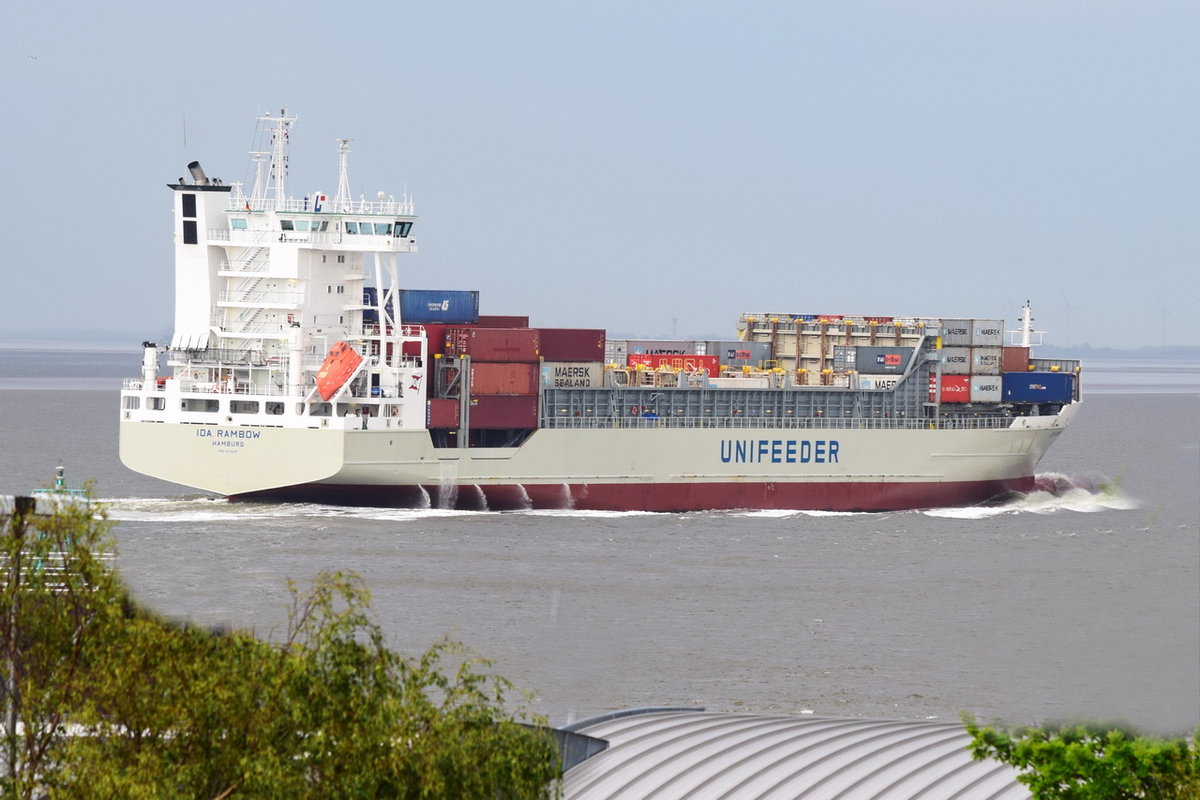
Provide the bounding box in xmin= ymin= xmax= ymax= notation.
xmin=315 ymin=341 xmax=363 ymax=401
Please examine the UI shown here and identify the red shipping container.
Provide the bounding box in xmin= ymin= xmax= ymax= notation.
xmin=445 ymin=327 xmax=540 ymax=361
xmin=469 ymin=362 xmax=539 ymax=395
xmin=627 ymin=354 xmax=720 ymax=374
xmin=1001 ymin=346 xmax=1030 ymax=373
xmin=467 ymin=395 xmax=538 ymax=429
xmin=477 ymin=315 xmax=529 ymax=328
xmin=928 ymin=374 xmax=971 ymax=403
xmin=427 ymin=398 xmax=460 ymax=428
xmin=539 ymin=328 xmax=606 ymax=361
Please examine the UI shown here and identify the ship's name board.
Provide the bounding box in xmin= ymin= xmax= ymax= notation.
xmin=720 ymin=439 xmax=840 ymax=464
xmin=196 ymin=427 xmax=263 ymax=450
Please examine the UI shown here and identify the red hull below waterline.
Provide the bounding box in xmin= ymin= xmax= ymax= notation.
xmin=235 ymin=476 xmax=1037 ymax=512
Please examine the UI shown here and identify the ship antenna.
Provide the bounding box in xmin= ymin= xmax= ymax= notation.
xmin=249 ymin=108 xmax=297 ymax=208
xmin=1010 ymin=300 xmax=1045 ymax=347
xmin=334 ymin=138 xmax=353 ymax=212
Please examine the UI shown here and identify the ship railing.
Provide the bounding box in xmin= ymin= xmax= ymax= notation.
xmin=167 ymin=347 xmax=278 ymax=365
xmin=217 ymin=290 xmax=306 ymax=306
xmin=230 ymin=196 xmax=416 ymax=216
xmin=1029 ymin=357 xmax=1082 ymax=374
xmin=539 ymin=415 xmax=1017 ymax=431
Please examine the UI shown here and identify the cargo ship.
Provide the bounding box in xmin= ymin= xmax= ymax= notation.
xmin=119 ymin=110 xmax=1081 ymax=512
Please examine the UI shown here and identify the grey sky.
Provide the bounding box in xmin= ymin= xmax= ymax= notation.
xmin=2 ymin=1 xmax=1196 ymax=348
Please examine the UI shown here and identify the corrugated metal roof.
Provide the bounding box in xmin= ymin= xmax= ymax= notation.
xmin=561 ymin=710 xmax=1029 ymax=800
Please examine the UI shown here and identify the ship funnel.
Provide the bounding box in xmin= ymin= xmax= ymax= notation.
xmin=187 ymin=161 xmax=210 ymax=186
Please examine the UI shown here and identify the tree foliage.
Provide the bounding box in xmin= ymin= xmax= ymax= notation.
xmin=964 ymin=715 xmax=1200 ymax=800
xmin=1 ymin=496 xmax=560 ymax=798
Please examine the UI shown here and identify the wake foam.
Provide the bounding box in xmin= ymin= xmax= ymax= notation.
xmin=924 ymin=472 xmax=1137 ymax=519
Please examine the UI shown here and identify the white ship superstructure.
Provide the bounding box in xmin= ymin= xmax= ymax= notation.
xmin=120 ymin=111 xmax=1081 ymax=511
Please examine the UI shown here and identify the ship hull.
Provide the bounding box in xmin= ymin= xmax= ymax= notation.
xmin=123 ymin=413 xmax=1071 ymax=511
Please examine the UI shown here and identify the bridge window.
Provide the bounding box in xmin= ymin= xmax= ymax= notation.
xmin=375 ymin=222 xmax=391 ymax=235
xmin=280 ymin=220 xmax=295 ymax=231
xmin=395 ymin=221 xmax=412 ymax=236
xmin=232 ymin=218 xmax=248 ymax=230
xmin=345 ymin=221 xmax=358 ymax=234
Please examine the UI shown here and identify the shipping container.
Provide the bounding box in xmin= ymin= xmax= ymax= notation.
xmin=971 ymin=347 xmax=1002 ymax=375
xmin=708 ymin=376 xmax=772 ymax=389
xmin=604 ymin=339 xmax=628 ymax=364
xmin=1002 ymin=372 xmax=1074 ymax=404
xmin=706 ymin=340 xmax=772 ymax=367
xmin=854 ymin=346 xmax=914 ymax=374
xmin=627 ymin=354 xmax=720 ymax=374
xmin=832 ymin=346 xmax=856 ymax=372
xmin=445 ymin=327 xmax=540 ymax=361
xmin=540 ymin=328 xmax=606 ymax=361
xmin=969 ymin=376 xmax=1003 ymax=403
xmin=467 ymin=395 xmax=539 ymax=429
xmin=939 ymin=319 xmax=972 ymax=346
xmin=540 ymin=361 xmax=605 ymax=388
xmin=1001 ymin=346 xmax=1030 ymax=373
xmin=940 ymin=346 xmax=972 ymax=375
xmin=971 ymin=319 xmax=1004 ymax=347
xmin=929 ymin=374 xmax=971 ymax=403
xmin=477 ymin=314 xmax=529 ymax=328
xmin=426 ymin=398 xmax=460 ymax=428
xmin=364 ymin=291 xmax=482 ymax=326
xmin=858 ymin=374 xmax=901 ymax=391
xmin=469 ymin=362 xmax=539 ymax=395
xmin=625 ymin=339 xmax=703 ymax=355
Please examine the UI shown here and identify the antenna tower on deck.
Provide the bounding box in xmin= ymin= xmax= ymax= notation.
xmin=334 ymin=138 xmax=353 ymax=211
xmin=1010 ymin=300 xmax=1045 ymax=347
xmin=249 ymin=108 xmax=297 ymax=206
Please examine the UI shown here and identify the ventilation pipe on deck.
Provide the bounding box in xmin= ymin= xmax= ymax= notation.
xmin=287 ymin=325 xmax=304 ymax=397
xmin=187 ymin=161 xmax=210 ymax=186
xmin=141 ymin=342 xmax=158 ymax=385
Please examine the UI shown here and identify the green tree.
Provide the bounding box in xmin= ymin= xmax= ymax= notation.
xmin=1 ymin=497 xmax=560 ymax=798
xmin=965 ymin=715 xmax=1200 ymax=800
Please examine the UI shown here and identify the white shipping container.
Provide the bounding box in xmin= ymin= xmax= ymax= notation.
xmin=541 ymin=361 xmax=605 ymax=388
xmin=941 ymin=346 xmax=972 ymax=375
xmin=604 ymin=339 xmax=628 ymax=363
xmin=939 ymin=319 xmax=972 ymax=346
xmin=969 ymin=376 xmax=1003 ymax=403
xmin=971 ymin=320 xmax=1004 ymax=347
xmin=971 ymin=347 xmax=1002 ymax=375
xmin=708 ymin=376 xmax=771 ymax=389
xmin=858 ymin=374 xmax=901 ymax=391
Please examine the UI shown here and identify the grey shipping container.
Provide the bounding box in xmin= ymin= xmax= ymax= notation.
xmin=969 ymin=376 xmax=1003 ymax=403
xmin=939 ymin=319 xmax=972 ymax=346
xmin=854 ymin=346 xmax=913 ymax=374
xmin=707 ymin=340 xmax=772 ymax=367
xmin=971 ymin=319 xmax=1004 ymax=347
xmin=940 ymin=346 xmax=972 ymax=375
xmin=971 ymin=347 xmax=1002 ymax=375
xmin=833 ymin=346 xmax=856 ymax=372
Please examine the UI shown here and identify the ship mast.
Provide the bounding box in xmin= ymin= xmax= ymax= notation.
xmin=1013 ymin=300 xmax=1045 ymax=347
xmin=249 ymin=108 xmax=297 ymax=207
xmin=333 ymin=138 xmax=353 ymax=212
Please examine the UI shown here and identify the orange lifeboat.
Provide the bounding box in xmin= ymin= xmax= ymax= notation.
xmin=315 ymin=341 xmax=363 ymax=401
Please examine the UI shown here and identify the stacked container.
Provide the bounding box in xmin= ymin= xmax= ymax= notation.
xmin=541 ymin=328 xmax=606 ymax=389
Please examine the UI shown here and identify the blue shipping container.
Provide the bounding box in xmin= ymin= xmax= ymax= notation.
xmin=362 ymin=288 xmax=479 ymax=324
xmin=399 ymin=290 xmax=480 ymax=324
xmin=1002 ymin=372 xmax=1074 ymax=404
